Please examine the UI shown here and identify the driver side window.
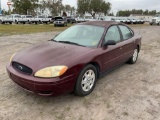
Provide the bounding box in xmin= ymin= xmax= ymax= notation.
xmin=105 ymin=26 xmax=121 ymax=43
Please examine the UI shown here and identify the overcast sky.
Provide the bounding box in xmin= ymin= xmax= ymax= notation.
xmin=1 ymin=0 xmax=160 ymax=14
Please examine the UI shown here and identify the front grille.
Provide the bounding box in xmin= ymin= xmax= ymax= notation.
xmin=12 ymin=62 xmax=33 ymax=75
xmin=152 ymin=19 xmax=156 ymax=22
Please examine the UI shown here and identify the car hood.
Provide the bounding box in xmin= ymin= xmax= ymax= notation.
xmin=13 ymin=41 xmax=92 ymax=71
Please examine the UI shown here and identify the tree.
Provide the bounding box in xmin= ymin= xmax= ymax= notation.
xmin=100 ymin=1 xmax=111 ymax=16
xmin=1 ymin=9 xmax=10 ymax=15
xmin=77 ymin=0 xmax=111 ymax=17
xmin=12 ymin=0 xmax=38 ymax=15
xmin=48 ymin=0 xmax=64 ymax=16
xmin=77 ymin=0 xmax=90 ymax=15
xmin=116 ymin=9 xmax=158 ymax=16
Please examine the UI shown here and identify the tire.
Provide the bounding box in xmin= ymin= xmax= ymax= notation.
xmin=74 ymin=64 xmax=97 ymax=96
xmin=38 ymin=21 xmax=42 ymax=24
xmin=15 ymin=20 xmax=18 ymax=24
xmin=9 ymin=22 xmax=12 ymax=24
xmin=128 ymin=48 xmax=139 ymax=64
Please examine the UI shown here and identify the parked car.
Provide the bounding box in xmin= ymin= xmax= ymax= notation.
xmin=122 ymin=17 xmax=132 ymax=24
xmin=112 ymin=17 xmax=121 ymax=22
xmin=150 ymin=15 xmax=160 ymax=25
xmin=17 ymin=15 xmax=33 ymax=24
xmin=7 ymin=21 xmax=141 ymax=96
xmin=48 ymin=16 xmax=54 ymax=23
xmin=76 ymin=17 xmax=85 ymax=23
xmin=140 ymin=19 xmax=145 ymax=24
xmin=30 ymin=16 xmax=51 ymax=24
xmin=99 ymin=16 xmax=114 ymax=21
xmin=54 ymin=17 xmax=67 ymax=27
xmin=0 ymin=14 xmax=20 ymax=24
xmin=84 ymin=16 xmax=93 ymax=21
xmin=66 ymin=16 xmax=76 ymax=23
xmin=129 ymin=18 xmax=138 ymax=24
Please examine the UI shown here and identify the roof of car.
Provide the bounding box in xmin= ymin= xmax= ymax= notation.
xmin=78 ymin=21 xmax=123 ymax=27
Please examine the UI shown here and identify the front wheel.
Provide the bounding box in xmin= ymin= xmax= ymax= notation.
xmin=74 ymin=64 xmax=97 ymax=96
xmin=128 ymin=48 xmax=139 ymax=64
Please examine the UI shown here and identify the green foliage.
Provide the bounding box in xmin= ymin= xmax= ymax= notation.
xmin=1 ymin=9 xmax=10 ymax=15
xmin=117 ymin=9 xmax=158 ymax=16
xmin=47 ymin=0 xmax=63 ymax=16
xmin=0 ymin=24 xmax=73 ymax=37
xmin=77 ymin=0 xmax=111 ymax=17
xmin=11 ymin=0 xmax=38 ymax=15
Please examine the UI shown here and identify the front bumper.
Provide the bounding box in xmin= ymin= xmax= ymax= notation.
xmin=54 ymin=22 xmax=65 ymax=26
xmin=150 ymin=22 xmax=159 ymax=25
xmin=6 ymin=64 xmax=75 ymax=96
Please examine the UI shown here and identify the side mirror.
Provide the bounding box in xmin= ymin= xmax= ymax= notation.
xmin=105 ymin=40 xmax=116 ymax=46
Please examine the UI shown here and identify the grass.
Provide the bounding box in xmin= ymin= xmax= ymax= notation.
xmin=0 ymin=24 xmax=73 ymax=37
xmin=0 ymin=23 xmax=150 ymax=37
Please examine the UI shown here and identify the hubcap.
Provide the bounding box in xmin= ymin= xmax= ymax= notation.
xmin=133 ymin=49 xmax=138 ymax=62
xmin=81 ymin=70 xmax=95 ymax=92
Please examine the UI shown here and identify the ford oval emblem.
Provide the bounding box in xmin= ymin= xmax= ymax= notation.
xmin=18 ymin=65 xmax=23 ymax=70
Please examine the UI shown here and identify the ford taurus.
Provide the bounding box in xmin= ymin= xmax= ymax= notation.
xmin=7 ymin=21 xmax=141 ymax=96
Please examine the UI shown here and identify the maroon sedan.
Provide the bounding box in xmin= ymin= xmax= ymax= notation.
xmin=7 ymin=21 xmax=141 ymax=96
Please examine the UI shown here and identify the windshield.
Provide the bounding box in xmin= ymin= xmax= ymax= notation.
xmin=54 ymin=25 xmax=105 ymax=47
xmin=26 ymin=16 xmax=32 ymax=18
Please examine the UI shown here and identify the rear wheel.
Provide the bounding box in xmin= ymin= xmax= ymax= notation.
xmin=38 ymin=21 xmax=42 ymax=24
xmin=128 ymin=48 xmax=139 ymax=64
xmin=74 ymin=64 xmax=97 ymax=96
xmin=15 ymin=20 xmax=18 ymax=24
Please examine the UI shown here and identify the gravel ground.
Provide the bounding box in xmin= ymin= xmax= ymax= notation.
xmin=0 ymin=26 xmax=160 ymax=120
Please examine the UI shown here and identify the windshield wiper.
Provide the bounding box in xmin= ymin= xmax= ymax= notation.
xmin=58 ymin=41 xmax=86 ymax=47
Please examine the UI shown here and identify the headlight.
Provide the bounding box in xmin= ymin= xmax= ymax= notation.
xmin=34 ymin=66 xmax=68 ymax=78
xmin=10 ymin=53 xmax=16 ymax=63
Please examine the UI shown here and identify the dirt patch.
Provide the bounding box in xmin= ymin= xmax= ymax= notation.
xmin=0 ymin=26 xmax=160 ymax=120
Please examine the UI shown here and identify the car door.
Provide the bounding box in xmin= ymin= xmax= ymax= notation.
xmin=118 ymin=25 xmax=135 ymax=62
xmin=102 ymin=25 xmax=125 ymax=72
